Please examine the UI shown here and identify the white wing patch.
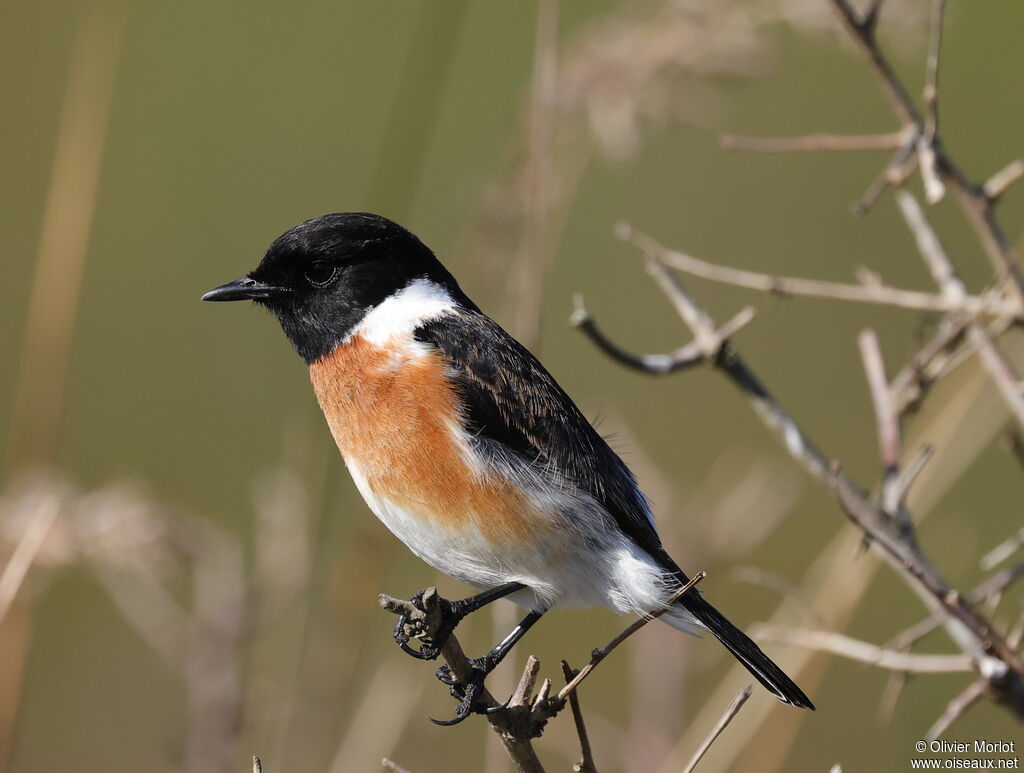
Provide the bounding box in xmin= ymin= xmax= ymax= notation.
xmin=347 ymin=278 xmax=456 ymax=345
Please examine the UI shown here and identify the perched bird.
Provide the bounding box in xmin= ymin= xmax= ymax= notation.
xmin=203 ymin=212 xmax=814 ymax=721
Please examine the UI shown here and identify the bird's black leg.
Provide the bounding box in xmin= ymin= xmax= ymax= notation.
xmin=431 ymin=609 xmax=545 ymax=726
xmin=393 ymin=582 xmax=526 ymax=661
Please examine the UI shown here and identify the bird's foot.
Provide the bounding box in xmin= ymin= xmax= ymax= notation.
xmin=429 ymin=656 xmax=507 ymax=726
xmin=392 ymin=589 xmax=459 ymax=661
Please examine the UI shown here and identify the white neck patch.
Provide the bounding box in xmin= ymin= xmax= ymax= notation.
xmin=348 ymin=277 xmax=457 ymax=345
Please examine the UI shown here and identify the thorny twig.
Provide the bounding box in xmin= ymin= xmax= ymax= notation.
xmin=379 ymin=589 xmax=545 ymax=773
xmin=378 ymin=574 xmax=705 ymax=772
xmin=894 ymin=192 xmax=1024 ymax=433
xmin=732 ymin=0 xmax=1024 ymax=291
xmin=576 ymin=226 xmax=1024 ymax=722
xmin=576 ymin=0 xmax=1024 ymax=737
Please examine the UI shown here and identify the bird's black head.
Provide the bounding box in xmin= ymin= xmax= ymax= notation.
xmin=203 ymin=213 xmax=468 ymax=363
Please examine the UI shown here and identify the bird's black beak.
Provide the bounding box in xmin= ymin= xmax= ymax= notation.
xmin=202 ymin=276 xmax=282 ymax=302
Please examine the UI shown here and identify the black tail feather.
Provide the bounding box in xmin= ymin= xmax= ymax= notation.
xmin=682 ymin=593 xmax=815 ymax=710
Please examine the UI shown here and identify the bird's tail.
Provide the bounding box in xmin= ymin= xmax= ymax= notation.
xmin=667 ymin=591 xmax=815 ymax=710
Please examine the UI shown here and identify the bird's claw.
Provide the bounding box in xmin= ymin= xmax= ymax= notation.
xmin=435 ymin=663 xmax=460 ymax=687
xmin=429 ymin=659 xmax=502 ymax=726
xmin=392 ymin=591 xmax=456 ymax=661
xmin=399 ymin=639 xmax=443 ymax=660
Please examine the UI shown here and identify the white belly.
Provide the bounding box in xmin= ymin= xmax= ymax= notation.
xmin=345 ymin=459 xmax=688 ymax=622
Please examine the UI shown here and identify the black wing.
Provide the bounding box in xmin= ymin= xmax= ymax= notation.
xmin=415 ymin=309 xmax=678 ymax=570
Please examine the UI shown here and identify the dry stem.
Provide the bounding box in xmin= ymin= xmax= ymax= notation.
xmin=681 ymin=685 xmax=753 ymax=773
xmin=617 ymin=228 xmax=1020 ymax=319
xmin=752 ymin=626 xmax=971 ymax=673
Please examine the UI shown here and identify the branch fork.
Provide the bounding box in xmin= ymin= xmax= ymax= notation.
xmin=575 ymin=203 xmax=1024 ymax=733
xmin=378 ymin=573 xmax=706 ymax=772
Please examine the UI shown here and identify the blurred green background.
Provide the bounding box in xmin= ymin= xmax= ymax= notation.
xmin=2 ymin=1 xmax=1023 ymax=771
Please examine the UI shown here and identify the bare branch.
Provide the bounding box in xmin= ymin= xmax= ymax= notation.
xmin=895 ymin=190 xmax=1024 ymax=429
xmin=532 ymin=679 xmax=552 ymax=714
xmin=681 ymin=685 xmax=753 ymax=773
xmin=830 ymin=467 xmax=1024 ymax=684
xmin=981 ymin=527 xmax=1024 ymax=572
xmin=829 ymin=0 xmax=1024 ymax=292
xmin=556 ymin=573 xmax=705 ymax=704
xmin=969 ymin=326 xmax=1024 ymax=431
xmin=895 ymin=192 xmax=964 ymax=301
xmin=889 ymin=445 xmax=934 ymax=508
xmin=917 ymin=137 xmax=946 ymax=204
xmin=983 ymin=159 xmax=1024 ymax=202
xmin=752 ymin=625 xmax=972 ymax=673
xmin=561 ymin=661 xmax=597 ymax=773
xmin=888 ymin=316 xmax=968 ymax=416
xmin=969 ymin=562 xmax=1024 ymax=605
xmin=566 ymin=1 xmax=1024 ymax=762
xmin=923 ymin=0 xmax=945 ymax=139
xmin=917 ymin=0 xmax=948 ymax=202
xmin=926 ymin=679 xmax=987 ymax=740
xmin=828 ymin=0 xmax=921 ymax=128
xmin=640 ymin=254 xmax=718 ymax=350
xmin=888 ymin=562 xmax=1024 ymax=651
xmin=570 ymin=294 xmax=755 ymax=375
xmin=618 ymin=227 xmax=1020 ymax=318
xmin=852 ymin=141 xmax=919 ymax=216
xmin=382 ymin=760 xmax=413 ymax=773
xmin=858 ymin=328 xmax=924 ymax=524
xmin=858 ymin=329 xmax=900 ymax=472
xmin=379 ymin=574 xmax=707 ymax=772
xmin=877 ymin=671 xmax=908 ymax=723
xmin=862 ymin=0 xmax=885 ymax=34
xmin=512 ymin=655 xmax=542 ymax=708
xmin=720 ymin=131 xmax=906 ymax=153
xmin=583 ymin=231 xmax=1024 ymax=719
xmin=586 ymin=240 xmax=835 ymax=484
xmin=378 ymin=590 xmax=546 ymax=773
xmin=1008 ymin=608 xmax=1024 ymax=651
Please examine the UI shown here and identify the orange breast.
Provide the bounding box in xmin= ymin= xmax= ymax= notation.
xmin=309 ymin=334 xmax=537 ymax=542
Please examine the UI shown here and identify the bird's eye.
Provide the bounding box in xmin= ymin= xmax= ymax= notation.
xmin=304 ymin=260 xmax=337 ymax=288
